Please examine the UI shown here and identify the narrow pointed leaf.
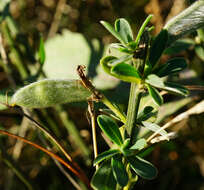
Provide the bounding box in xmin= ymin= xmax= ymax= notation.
xmin=149 ymin=29 xmax=168 ymax=67
xmin=11 ymin=79 xmax=91 ymax=108
xmin=195 ymin=45 xmax=204 ymax=61
xmin=154 ymin=58 xmax=187 ymax=77
xmin=93 ymin=149 xmax=120 ymax=166
xmin=145 ymin=74 xmax=164 ymax=88
xmin=146 ymin=84 xmax=163 ymax=106
xmin=38 ymin=36 xmax=46 ymax=65
xmin=115 ymin=18 xmax=134 ymax=44
xmin=109 ymin=43 xmax=134 ymax=53
xmin=142 ymin=121 xmax=168 ymax=140
xmin=127 ymin=156 xmax=158 ymax=180
xmin=111 ymin=155 xmax=129 ymax=187
xmin=135 ymin=14 xmax=153 ymax=46
xmin=91 ymin=161 xmax=117 ymax=190
xmin=197 ymin=29 xmax=204 ymax=42
xmin=97 ymin=115 xmax=123 ymax=146
xmin=164 ymin=0 xmax=204 ymax=46
xmin=111 ymin=63 xmax=141 ymax=83
xmin=100 ymin=21 xmax=125 ymax=44
xmin=162 ymin=82 xmax=189 ymax=96
xmin=130 ymin=138 xmax=147 ymax=150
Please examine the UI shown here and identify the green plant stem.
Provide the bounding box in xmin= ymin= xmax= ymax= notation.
xmin=40 ymin=109 xmax=61 ymax=137
xmin=1 ymin=22 xmax=28 ymax=79
xmin=126 ymin=57 xmax=144 ymax=137
xmin=20 ymin=109 xmax=89 ymax=182
xmin=102 ymin=96 xmax=126 ymax=123
xmin=126 ymin=83 xmax=143 ymax=136
xmin=0 ymin=145 xmax=34 ymax=190
xmin=2 ymin=157 xmax=34 ymax=190
xmin=116 ymin=184 xmax=123 ymax=190
xmin=55 ymin=106 xmax=91 ymax=162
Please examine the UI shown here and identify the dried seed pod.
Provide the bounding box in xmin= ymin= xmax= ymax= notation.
xmin=11 ymin=79 xmax=91 ymax=108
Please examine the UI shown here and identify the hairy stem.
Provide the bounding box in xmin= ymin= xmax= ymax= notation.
xmin=126 ymin=82 xmax=143 ymax=137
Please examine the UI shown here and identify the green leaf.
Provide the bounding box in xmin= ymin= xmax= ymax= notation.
xmin=91 ymin=161 xmax=117 ymax=190
xmin=111 ymin=63 xmax=141 ymax=83
xmin=197 ymin=28 xmax=204 ymax=42
xmin=142 ymin=121 xmax=168 ymax=140
xmin=164 ymin=39 xmax=195 ymax=55
xmin=100 ymin=55 xmax=117 ymax=75
xmin=127 ymin=41 xmax=137 ymax=50
xmin=127 ymin=156 xmax=158 ymax=180
xmin=137 ymin=106 xmax=156 ymax=123
xmin=121 ymin=138 xmax=131 ymax=150
xmin=97 ymin=115 xmax=123 ymax=146
xmin=130 ymin=138 xmax=147 ymax=150
xmin=154 ymin=58 xmax=187 ymax=77
xmin=38 ymin=35 xmax=46 ymax=65
xmin=115 ymin=18 xmax=134 ymax=44
xmin=162 ymin=82 xmax=189 ymax=96
xmin=149 ymin=29 xmax=168 ymax=67
xmin=110 ymin=55 xmax=133 ymax=66
xmin=109 ymin=43 xmax=134 ymax=54
xmin=93 ymin=149 xmax=120 ymax=166
xmin=10 ymin=79 xmax=91 ymax=108
xmin=145 ymin=74 xmax=164 ymax=88
xmin=195 ymin=45 xmax=204 ymax=61
xmin=144 ymin=60 xmax=153 ymax=77
xmin=100 ymin=21 xmax=126 ymax=45
xmin=164 ymin=0 xmax=204 ymax=46
xmin=138 ymin=146 xmax=154 ymax=158
xmin=111 ymin=155 xmax=129 ymax=187
xmin=146 ymin=84 xmax=163 ymax=106
xmin=135 ymin=14 xmax=153 ymax=47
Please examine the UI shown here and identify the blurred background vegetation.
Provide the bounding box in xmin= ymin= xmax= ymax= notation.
xmin=0 ymin=0 xmax=204 ymax=189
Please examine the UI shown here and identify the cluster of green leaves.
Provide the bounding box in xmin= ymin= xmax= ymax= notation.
xmin=6 ymin=1 xmax=204 ymax=189
xmin=91 ymin=115 xmax=157 ymax=189
xmin=91 ymin=15 xmax=190 ymax=189
xmin=100 ymin=16 xmax=188 ymax=106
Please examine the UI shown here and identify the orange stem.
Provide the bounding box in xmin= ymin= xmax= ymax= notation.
xmin=0 ymin=129 xmax=91 ymax=189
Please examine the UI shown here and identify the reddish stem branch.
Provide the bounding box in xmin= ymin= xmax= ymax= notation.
xmin=0 ymin=129 xmax=91 ymax=189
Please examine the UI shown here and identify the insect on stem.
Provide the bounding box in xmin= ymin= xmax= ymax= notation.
xmin=77 ymin=65 xmax=103 ymax=102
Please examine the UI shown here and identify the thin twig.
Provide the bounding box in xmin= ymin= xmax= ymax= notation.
xmin=13 ymin=107 xmax=90 ymax=187
xmin=39 ymin=133 xmax=82 ymax=190
xmin=48 ymin=0 xmax=66 ymax=38
xmin=185 ymin=85 xmax=204 ymax=91
xmin=0 ymin=129 xmax=87 ymax=186
xmin=88 ymin=100 xmax=98 ymax=170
